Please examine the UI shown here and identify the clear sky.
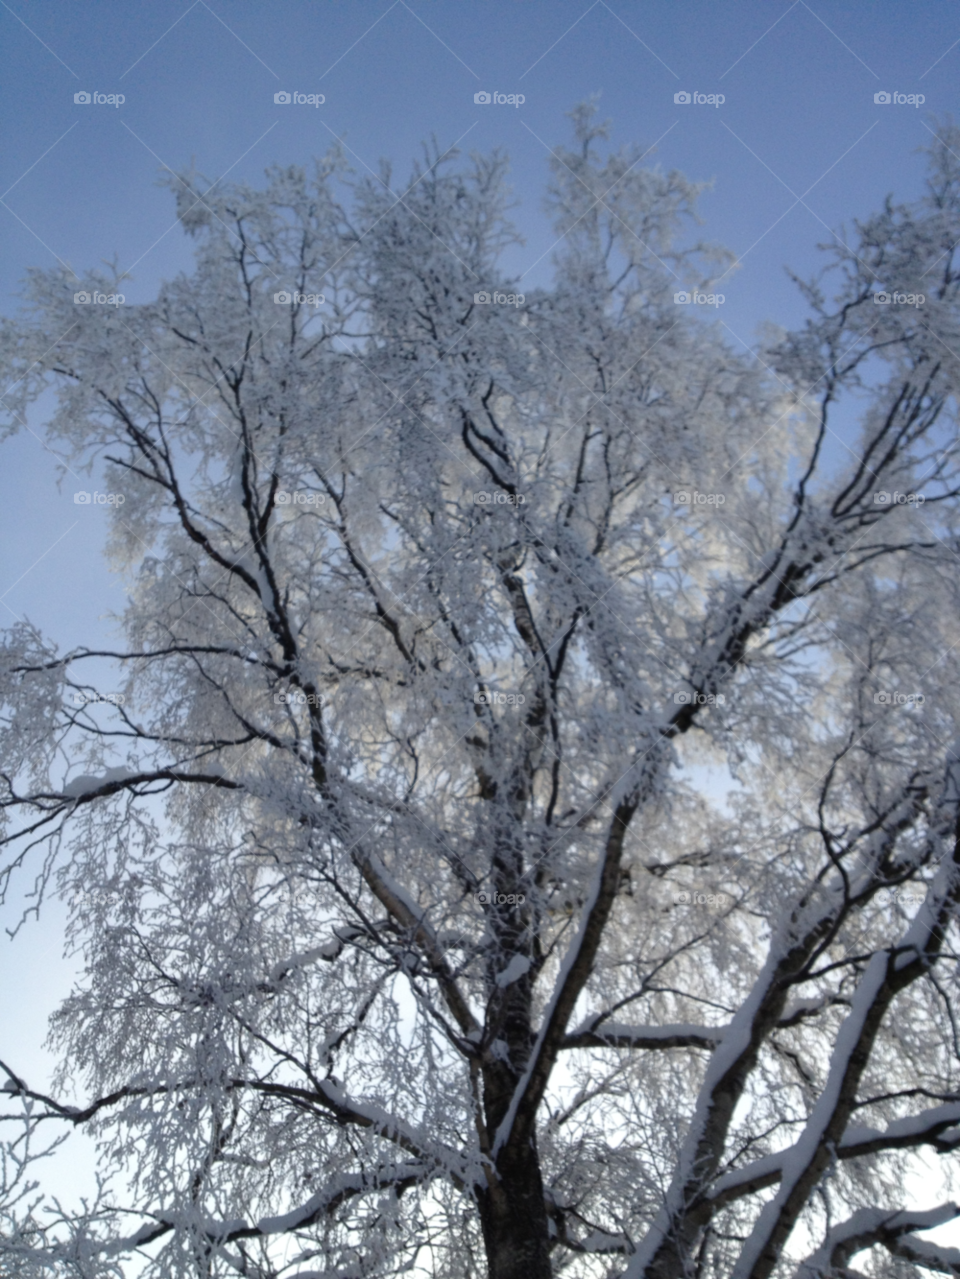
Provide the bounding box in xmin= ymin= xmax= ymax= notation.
xmin=2 ymin=0 xmax=956 ymax=653
xmin=1 ymin=0 xmax=958 ymax=1235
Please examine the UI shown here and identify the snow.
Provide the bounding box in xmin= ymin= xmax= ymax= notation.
xmin=62 ymin=767 xmax=138 ymax=797
xmin=710 ymin=1152 xmax=785 ymax=1200
xmin=263 ymin=926 xmax=369 ymax=985
xmin=257 ymin=1189 xmax=329 ymax=1234
xmin=7 ymin=111 xmax=960 ymax=1279
xmin=579 ymin=1229 xmax=631 ymax=1253
xmin=492 ymin=832 xmax=611 ymax=1157
xmin=256 ymin=1165 xmax=425 ymax=1235
xmin=495 ymin=954 xmax=531 ymax=987
xmin=800 ymin=1204 xmax=960 ymax=1274
xmin=846 ymin=1102 xmax=960 ymax=1148
xmin=574 ymin=1019 xmax=724 ymax=1044
xmin=897 ymin=1234 xmax=960 ymax=1267
xmin=730 ymin=953 xmax=890 ymax=1279
xmin=625 ymin=945 xmax=788 ymax=1277
xmin=711 ymin=1102 xmax=960 ymax=1203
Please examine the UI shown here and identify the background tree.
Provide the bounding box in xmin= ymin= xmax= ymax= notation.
xmin=3 ymin=104 xmax=960 ymax=1279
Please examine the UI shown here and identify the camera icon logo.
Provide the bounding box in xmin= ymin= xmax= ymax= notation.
xmin=474 ymin=291 xmax=491 ymax=304
xmin=674 ymin=91 xmax=691 ymax=104
xmin=274 ymin=91 xmax=291 ymax=104
xmin=874 ymin=292 xmax=891 ymax=304
xmin=73 ymin=491 xmax=91 ymax=504
xmin=674 ymin=891 xmax=690 ymax=904
xmin=274 ymin=291 xmax=292 ymax=304
xmin=276 ymin=490 xmax=291 ymax=504
xmin=873 ymin=491 xmax=890 ymax=505
xmin=74 ymin=291 xmax=91 ymax=304
xmin=673 ymin=490 xmax=691 ymax=505
xmin=874 ymin=91 xmax=891 ymax=104
xmin=674 ymin=291 xmax=690 ymax=304
xmin=476 ymin=890 xmax=490 ymax=903
xmin=874 ymin=691 xmax=892 ymax=704
xmin=474 ymin=91 xmax=491 ymax=104
xmin=74 ymin=91 xmax=91 ymax=104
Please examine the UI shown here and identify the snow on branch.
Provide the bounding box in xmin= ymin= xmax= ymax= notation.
xmin=796 ymin=1204 xmax=960 ymax=1279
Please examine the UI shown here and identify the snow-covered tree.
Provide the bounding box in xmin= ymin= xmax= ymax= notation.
xmin=3 ymin=104 xmax=960 ymax=1279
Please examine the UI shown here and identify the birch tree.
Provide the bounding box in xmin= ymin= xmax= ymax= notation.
xmin=3 ymin=104 xmax=960 ymax=1279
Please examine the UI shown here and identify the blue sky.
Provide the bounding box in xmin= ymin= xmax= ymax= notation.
xmin=0 ymin=0 xmax=958 ymax=1221
xmin=1 ymin=0 xmax=954 ymax=330
xmin=3 ymin=0 xmax=956 ymax=645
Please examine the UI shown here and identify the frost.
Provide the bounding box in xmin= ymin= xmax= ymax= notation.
xmin=3 ymin=109 xmax=960 ymax=1279
xmin=495 ymin=954 xmax=530 ymax=987
xmin=62 ymin=766 xmax=138 ymax=797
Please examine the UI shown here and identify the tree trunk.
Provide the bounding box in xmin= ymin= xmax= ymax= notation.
xmin=478 ymin=1138 xmax=553 ymax=1279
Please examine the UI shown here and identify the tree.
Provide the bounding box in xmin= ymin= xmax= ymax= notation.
xmin=2 ymin=102 xmax=960 ymax=1279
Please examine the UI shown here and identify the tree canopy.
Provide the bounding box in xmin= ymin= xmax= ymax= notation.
xmin=3 ymin=104 xmax=960 ymax=1279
